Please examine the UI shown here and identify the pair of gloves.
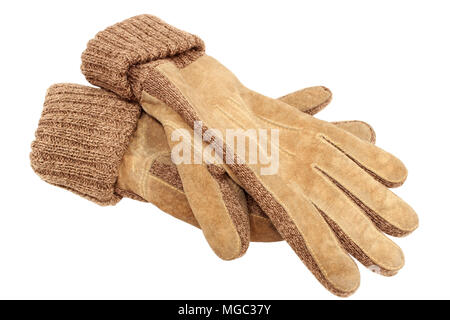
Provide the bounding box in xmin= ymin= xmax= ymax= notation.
xmin=31 ymin=15 xmax=418 ymax=297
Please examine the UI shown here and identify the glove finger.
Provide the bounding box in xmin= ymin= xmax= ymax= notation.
xmin=144 ymin=98 xmax=250 ymax=260
xmin=168 ymin=128 xmax=250 ymax=260
xmin=277 ymin=86 xmax=332 ymax=115
xmin=321 ymin=125 xmax=408 ymax=188
xmin=278 ymin=88 xmax=377 ymax=144
xmin=250 ymin=172 xmax=360 ymax=296
xmin=305 ymin=167 xmax=405 ymax=275
xmin=317 ymin=140 xmax=419 ymax=237
xmin=332 ymin=121 xmax=376 ymax=144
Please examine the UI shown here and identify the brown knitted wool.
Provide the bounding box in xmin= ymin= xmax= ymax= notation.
xmin=30 ymin=84 xmax=141 ymax=205
xmin=81 ymin=14 xmax=205 ymax=101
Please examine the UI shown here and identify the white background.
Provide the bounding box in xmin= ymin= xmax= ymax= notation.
xmin=0 ymin=0 xmax=448 ymax=300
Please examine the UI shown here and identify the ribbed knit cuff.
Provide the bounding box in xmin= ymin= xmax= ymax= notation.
xmin=81 ymin=14 xmax=205 ymax=100
xmin=30 ymin=84 xmax=141 ymax=205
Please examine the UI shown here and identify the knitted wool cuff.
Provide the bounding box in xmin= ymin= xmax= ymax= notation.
xmin=81 ymin=14 xmax=205 ymax=101
xmin=30 ymin=84 xmax=141 ymax=205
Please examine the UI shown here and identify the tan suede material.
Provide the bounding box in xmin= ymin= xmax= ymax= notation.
xmin=331 ymin=121 xmax=376 ymax=144
xmin=137 ymin=93 xmax=251 ymax=260
xmin=116 ymin=113 xmax=201 ymax=227
xmin=128 ymin=91 xmax=376 ymax=245
xmin=139 ymin=88 xmax=361 ymax=296
xmin=147 ymin=56 xmax=417 ymax=288
xmin=278 ymin=86 xmax=332 ymax=115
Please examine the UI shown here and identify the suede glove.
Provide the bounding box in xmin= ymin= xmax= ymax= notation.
xmin=80 ymin=15 xmax=418 ymax=296
xmin=31 ymin=84 xmax=375 ymax=246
